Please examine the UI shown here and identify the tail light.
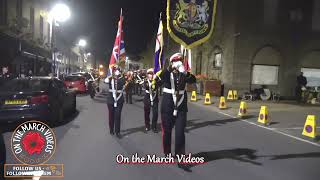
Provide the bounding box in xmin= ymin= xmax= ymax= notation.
xmin=30 ymin=95 xmax=49 ymax=104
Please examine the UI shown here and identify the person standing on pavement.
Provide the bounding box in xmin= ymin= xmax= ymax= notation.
xmin=153 ymin=53 xmax=196 ymax=170
xmin=106 ymin=65 xmax=128 ymax=138
xmin=296 ymin=72 xmax=307 ymax=103
xmin=144 ymin=68 xmax=159 ymax=133
xmin=0 ymin=66 xmax=14 ymax=86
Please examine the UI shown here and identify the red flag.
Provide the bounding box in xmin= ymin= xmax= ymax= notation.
xmin=109 ymin=9 xmax=125 ymax=69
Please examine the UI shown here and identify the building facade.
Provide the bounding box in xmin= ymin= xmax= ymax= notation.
xmin=0 ymin=0 xmax=80 ymax=76
xmin=191 ymin=0 xmax=320 ymax=98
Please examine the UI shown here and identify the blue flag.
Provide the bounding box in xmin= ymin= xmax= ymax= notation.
xmin=154 ymin=19 xmax=164 ymax=73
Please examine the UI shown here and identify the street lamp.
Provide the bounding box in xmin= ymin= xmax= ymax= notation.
xmin=78 ymin=39 xmax=87 ymax=47
xmin=50 ymin=3 xmax=71 ymax=77
xmin=50 ymin=4 xmax=71 ymax=22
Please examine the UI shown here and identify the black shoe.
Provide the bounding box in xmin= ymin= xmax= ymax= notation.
xmin=145 ymin=127 xmax=150 ymax=132
xmin=110 ymin=131 xmax=114 ymax=135
xmin=116 ymin=133 xmax=122 ymax=138
xmin=152 ymin=128 xmax=158 ymax=133
xmin=177 ymin=164 xmax=192 ymax=172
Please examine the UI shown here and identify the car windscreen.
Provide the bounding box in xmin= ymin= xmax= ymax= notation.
xmin=0 ymin=79 xmax=50 ymax=92
xmin=65 ymin=76 xmax=83 ymax=81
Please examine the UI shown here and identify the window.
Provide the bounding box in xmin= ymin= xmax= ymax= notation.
xmin=40 ymin=15 xmax=44 ymax=40
xmin=301 ymin=68 xmax=320 ymax=87
xmin=0 ymin=0 xmax=8 ymax=25
xmin=252 ymin=65 xmax=279 ymax=85
xmin=30 ymin=7 xmax=35 ymax=37
xmin=263 ymin=0 xmax=278 ymax=26
xmin=196 ymin=51 xmax=202 ymax=75
xmin=312 ymin=0 xmax=320 ymax=31
xmin=16 ymin=0 xmax=22 ymax=18
xmin=214 ymin=53 xmax=222 ymax=68
xmin=47 ymin=23 xmax=51 ymax=44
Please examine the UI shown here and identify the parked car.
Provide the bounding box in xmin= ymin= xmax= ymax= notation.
xmin=71 ymin=72 xmax=99 ymax=98
xmin=71 ymin=72 xmax=95 ymax=89
xmin=0 ymin=77 xmax=76 ymax=125
xmin=64 ymin=75 xmax=86 ymax=93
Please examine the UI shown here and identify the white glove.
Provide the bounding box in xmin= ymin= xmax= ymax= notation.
xmin=172 ymin=61 xmax=183 ymax=69
xmin=178 ymin=65 xmax=185 ymax=73
xmin=114 ymin=70 xmax=120 ymax=76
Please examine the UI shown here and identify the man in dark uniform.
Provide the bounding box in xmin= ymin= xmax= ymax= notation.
xmin=133 ymin=71 xmax=138 ymax=95
xmin=106 ymin=65 xmax=127 ymax=138
xmin=135 ymin=70 xmax=144 ymax=96
xmin=125 ymin=71 xmax=134 ymax=104
xmin=296 ymin=72 xmax=307 ymax=103
xmin=154 ymin=53 xmax=196 ymax=170
xmin=144 ymin=68 xmax=159 ymax=133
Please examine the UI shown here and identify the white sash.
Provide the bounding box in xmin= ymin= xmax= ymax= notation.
xmin=170 ymin=73 xmax=185 ymax=116
xmin=147 ymin=80 xmax=157 ymax=106
xmin=111 ymin=78 xmax=123 ymax=107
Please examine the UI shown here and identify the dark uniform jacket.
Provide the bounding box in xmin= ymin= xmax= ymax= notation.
xmin=144 ymin=79 xmax=159 ymax=106
xmin=157 ymin=69 xmax=196 ymax=113
xmin=106 ymin=76 xmax=126 ymax=105
xmin=297 ymin=75 xmax=307 ymax=87
xmin=125 ymin=76 xmax=135 ymax=92
xmin=0 ymin=73 xmax=14 ymax=86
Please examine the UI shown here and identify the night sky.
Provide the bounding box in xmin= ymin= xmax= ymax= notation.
xmin=59 ymin=0 xmax=166 ymax=62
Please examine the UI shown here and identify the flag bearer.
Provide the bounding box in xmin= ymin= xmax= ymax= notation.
xmin=153 ymin=53 xmax=196 ymax=164
xmin=144 ymin=68 xmax=159 ymax=133
xmin=106 ymin=65 xmax=128 ymax=138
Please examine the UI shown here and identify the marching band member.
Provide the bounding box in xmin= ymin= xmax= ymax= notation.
xmin=125 ymin=71 xmax=134 ymax=104
xmin=153 ymin=53 xmax=196 ymax=168
xmin=135 ymin=70 xmax=144 ymax=96
xmin=144 ymin=68 xmax=159 ymax=133
xmin=106 ymin=65 xmax=128 ymax=138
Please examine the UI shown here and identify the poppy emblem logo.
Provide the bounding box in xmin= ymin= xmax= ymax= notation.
xmin=11 ymin=120 xmax=56 ymax=165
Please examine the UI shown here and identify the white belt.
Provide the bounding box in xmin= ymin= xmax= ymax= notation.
xmin=163 ymin=88 xmax=185 ymax=95
xmin=109 ymin=90 xmax=123 ymax=93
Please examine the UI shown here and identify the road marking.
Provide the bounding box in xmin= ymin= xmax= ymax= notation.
xmin=216 ymin=110 xmax=320 ymax=147
xmin=273 ymin=127 xmax=320 ymax=130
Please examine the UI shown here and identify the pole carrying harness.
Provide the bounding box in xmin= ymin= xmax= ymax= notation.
xmin=109 ymin=78 xmax=124 ymax=107
xmin=162 ymin=72 xmax=185 ymax=116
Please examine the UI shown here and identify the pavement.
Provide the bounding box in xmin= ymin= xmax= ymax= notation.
xmin=1 ymin=83 xmax=320 ymax=180
xmin=191 ymin=95 xmax=320 ymax=146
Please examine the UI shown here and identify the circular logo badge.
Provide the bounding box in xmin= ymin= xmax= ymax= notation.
xmin=11 ymin=120 xmax=56 ymax=165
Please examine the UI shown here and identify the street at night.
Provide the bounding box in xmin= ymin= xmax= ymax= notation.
xmin=2 ymin=0 xmax=320 ymax=179
xmin=2 ymin=82 xmax=319 ymax=180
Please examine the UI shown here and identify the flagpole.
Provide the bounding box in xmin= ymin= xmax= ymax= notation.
xmin=158 ymin=13 xmax=164 ymax=71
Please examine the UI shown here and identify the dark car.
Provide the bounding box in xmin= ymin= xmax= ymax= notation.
xmin=0 ymin=77 xmax=76 ymax=125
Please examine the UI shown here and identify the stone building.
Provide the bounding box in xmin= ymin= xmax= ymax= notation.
xmin=191 ymin=0 xmax=320 ymax=98
xmin=0 ymin=0 xmax=80 ymax=76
